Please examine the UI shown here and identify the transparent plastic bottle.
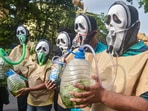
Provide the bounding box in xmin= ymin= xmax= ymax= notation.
xmin=60 ymin=48 xmax=94 ymax=108
xmin=6 ymin=69 xmax=26 ymax=97
xmin=48 ymin=63 xmax=63 ymax=85
xmin=0 ymin=57 xmax=12 ymax=84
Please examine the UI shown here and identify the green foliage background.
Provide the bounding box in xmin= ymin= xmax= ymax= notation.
xmin=0 ymin=0 xmax=147 ymax=55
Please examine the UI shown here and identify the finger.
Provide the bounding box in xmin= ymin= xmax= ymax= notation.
xmin=80 ymin=93 xmax=84 ymax=98
xmin=46 ymin=81 xmax=53 ymax=87
xmin=16 ymin=88 xmax=24 ymax=92
xmin=50 ymin=84 xmax=56 ymax=89
xmin=70 ymin=91 xmax=87 ymax=98
xmin=53 ymin=86 xmax=57 ymax=90
xmin=47 ymin=82 xmax=56 ymax=90
xmin=16 ymin=90 xmax=21 ymax=93
xmin=45 ymin=81 xmax=50 ymax=88
xmin=71 ymin=92 xmax=82 ymax=98
xmin=91 ymin=75 xmax=99 ymax=82
xmin=70 ymin=97 xmax=86 ymax=103
xmin=75 ymin=103 xmax=91 ymax=108
xmin=15 ymin=94 xmax=21 ymax=97
xmin=15 ymin=91 xmax=22 ymax=97
xmin=73 ymin=83 xmax=91 ymax=91
xmin=44 ymin=80 xmax=48 ymax=84
xmin=16 ymin=89 xmax=23 ymax=94
xmin=70 ymin=97 xmax=91 ymax=108
xmin=50 ymin=80 xmax=55 ymax=85
xmin=46 ymin=80 xmax=51 ymax=85
xmin=70 ymin=95 xmax=93 ymax=109
xmin=83 ymin=85 xmax=91 ymax=91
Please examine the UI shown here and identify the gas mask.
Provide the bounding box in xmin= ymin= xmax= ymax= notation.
xmin=35 ymin=39 xmax=50 ymax=66
xmin=16 ymin=25 xmax=29 ymax=45
xmin=105 ymin=1 xmax=139 ymax=55
xmin=56 ymin=31 xmax=71 ymax=52
xmin=73 ymin=14 xmax=96 ymax=48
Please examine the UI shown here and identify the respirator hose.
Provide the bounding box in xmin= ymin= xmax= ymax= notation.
xmin=0 ymin=43 xmax=26 ymax=65
xmin=81 ymin=44 xmax=116 ymax=89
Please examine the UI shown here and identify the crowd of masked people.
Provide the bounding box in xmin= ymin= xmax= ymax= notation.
xmin=0 ymin=1 xmax=148 ymax=111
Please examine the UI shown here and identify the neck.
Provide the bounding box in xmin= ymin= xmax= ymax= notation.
xmin=89 ymin=37 xmax=98 ymax=48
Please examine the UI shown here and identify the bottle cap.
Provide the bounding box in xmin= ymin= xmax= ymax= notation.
xmin=5 ymin=69 xmax=15 ymax=76
xmin=74 ymin=47 xmax=85 ymax=59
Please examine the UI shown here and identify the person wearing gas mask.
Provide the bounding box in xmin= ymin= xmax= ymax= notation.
xmin=9 ymin=25 xmax=33 ymax=111
xmin=56 ymin=27 xmax=75 ymax=58
xmin=70 ymin=1 xmax=148 ymax=111
xmin=16 ymin=39 xmax=56 ymax=111
xmin=57 ymin=15 xmax=107 ymax=111
xmin=56 ymin=27 xmax=75 ymax=104
xmin=45 ymin=27 xmax=75 ymax=111
xmin=72 ymin=14 xmax=106 ymax=53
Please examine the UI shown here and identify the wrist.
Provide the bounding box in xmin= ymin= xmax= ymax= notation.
xmin=26 ymin=87 xmax=31 ymax=92
xmin=100 ymin=88 xmax=107 ymax=103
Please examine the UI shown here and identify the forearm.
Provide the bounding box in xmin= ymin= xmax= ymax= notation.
xmin=27 ymin=83 xmax=46 ymax=91
xmin=101 ymin=90 xmax=148 ymax=111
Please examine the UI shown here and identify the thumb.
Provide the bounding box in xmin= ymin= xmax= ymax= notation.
xmin=91 ymin=74 xmax=99 ymax=83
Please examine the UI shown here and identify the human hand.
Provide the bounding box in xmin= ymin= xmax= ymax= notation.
xmin=15 ymin=70 xmax=22 ymax=75
xmin=15 ymin=88 xmax=29 ymax=97
xmin=70 ymin=75 xmax=105 ymax=108
xmin=44 ymin=80 xmax=57 ymax=90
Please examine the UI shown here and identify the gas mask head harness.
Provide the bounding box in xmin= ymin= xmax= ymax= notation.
xmin=16 ymin=25 xmax=29 ymax=45
xmin=73 ymin=14 xmax=97 ymax=48
xmin=105 ymin=1 xmax=140 ymax=56
xmin=35 ymin=39 xmax=50 ymax=66
xmin=56 ymin=31 xmax=74 ymax=53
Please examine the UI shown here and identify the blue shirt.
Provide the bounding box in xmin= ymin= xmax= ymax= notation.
xmin=94 ymin=42 xmax=107 ymax=53
xmin=122 ymin=41 xmax=148 ymax=56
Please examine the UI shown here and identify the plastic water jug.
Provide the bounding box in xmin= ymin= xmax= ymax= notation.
xmin=6 ymin=69 xmax=26 ymax=97
xmin=60 ymin=48 xmax=94 ymax=108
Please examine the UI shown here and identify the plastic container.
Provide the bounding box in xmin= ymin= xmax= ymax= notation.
xmin=48 ymin=63 xmax=63 ymax=85
xmin=60 ymin=48 xmax=94 ymax=108
xmin=0 ymin=57 xmax=12 ymax=86
xmin=6 ymin=69 xmax=26 ymax=97
xmin=0 ymin=57 xmax=9 ymax=80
